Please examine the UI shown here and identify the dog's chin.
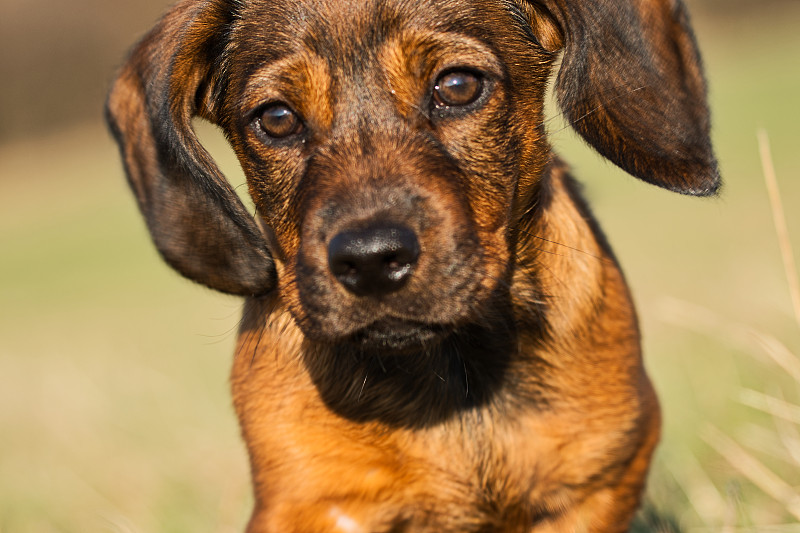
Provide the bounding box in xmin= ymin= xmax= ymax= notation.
xmin=347 ymin=318 xmax=450 ymax=354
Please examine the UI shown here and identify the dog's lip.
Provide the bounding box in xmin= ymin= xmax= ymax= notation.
xmin=348 ymin=317 xmax=450 ymax=353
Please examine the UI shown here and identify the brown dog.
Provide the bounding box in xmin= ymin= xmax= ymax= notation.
xmin=106 ymin=0 xmax=719 ymax=530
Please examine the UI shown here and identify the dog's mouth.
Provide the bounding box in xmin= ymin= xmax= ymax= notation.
xmin=347 ymin=318 xmax=450 ymax=353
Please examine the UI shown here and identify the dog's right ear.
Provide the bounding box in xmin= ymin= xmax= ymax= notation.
xmin=106 ymin=0 xmax=276 ymax=296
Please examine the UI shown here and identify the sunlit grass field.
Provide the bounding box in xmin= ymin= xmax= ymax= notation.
xmin=1 ymin=3 xmax=798 ymax=531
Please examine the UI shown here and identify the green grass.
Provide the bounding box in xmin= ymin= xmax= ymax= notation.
xmin=1 ymin=3 xmax=799 ymax=531
xmin=0 ymin=126 xmax=253 ymax=532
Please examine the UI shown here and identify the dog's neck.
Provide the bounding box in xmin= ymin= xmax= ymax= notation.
xmin=513 ymin=158 xmax=618 ymax=340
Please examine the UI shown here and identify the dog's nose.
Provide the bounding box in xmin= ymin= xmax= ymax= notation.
xmin=328 ymin=225 xmax=420 ymax=297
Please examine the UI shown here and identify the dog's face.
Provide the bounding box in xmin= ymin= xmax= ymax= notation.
xmin=107 ymin=0 xmax=720 ymax=351
xmin=215 ymin=0 xmax=558 ymax=351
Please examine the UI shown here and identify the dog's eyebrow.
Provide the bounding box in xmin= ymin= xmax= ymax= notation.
xmin=241 ymin=55 xmax=303 ymax=107
xmin=380 ymin=30 xmax=503 ymax=78
xmin=239 ymin=51 xmax=333 ymax=126
xmin=377 ymin=29 xmax=503 ymax=117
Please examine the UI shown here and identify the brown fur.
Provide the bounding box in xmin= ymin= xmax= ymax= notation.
xmin=106 ymin=0 xmax=719 ymax=530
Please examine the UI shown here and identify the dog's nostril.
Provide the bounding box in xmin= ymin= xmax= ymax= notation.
xmin=328 ymin=225 xmax=420 ymax=297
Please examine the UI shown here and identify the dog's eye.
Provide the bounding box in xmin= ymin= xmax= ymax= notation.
xmin=433 ymin=70 xmax=483 ymax=107
xmin=256 ymin=103 xmax=303 ymax=138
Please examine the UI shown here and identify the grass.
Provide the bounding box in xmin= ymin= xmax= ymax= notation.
xmin=0 ymin=126 xmax=253 ymax=532
xmin=1 ymin=2 xmax=799 ymax=531
xmin=647 ymin=128 xmax=800 ymax=527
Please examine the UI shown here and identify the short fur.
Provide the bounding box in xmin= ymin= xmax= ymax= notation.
xmin=106 ymin=0 xmax=719 ymax=531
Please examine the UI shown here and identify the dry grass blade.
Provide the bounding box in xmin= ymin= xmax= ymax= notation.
xmin=774 ymin=412 xmax=800 ymax=467
xmin=738 ymin=386 xmax=800 ymax=491
xmin=758 ymin=129 xmax=800 ymax=328
xmin=669 ymin=448 xmax=730 ymax=527
xmin=749 ymin=330 xmax=800 ymax=384
xmin=703 ymin=425 xmax=800 ymax=521
xmin=740 ymin=389 xmax=800 ymax=425
xmin=658 ymin=297 xmax=800 ymax=382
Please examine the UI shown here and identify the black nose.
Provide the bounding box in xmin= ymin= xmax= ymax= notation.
xmin=328 ymin=225 xmax=420 ymax=297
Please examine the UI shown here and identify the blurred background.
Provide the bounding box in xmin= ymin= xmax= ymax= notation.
xmin=1 ymin=0 xmax=798 ymax=531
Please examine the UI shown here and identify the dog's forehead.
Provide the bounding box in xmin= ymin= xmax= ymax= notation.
xmin=232 ymin=0 xmax=510 ymax=63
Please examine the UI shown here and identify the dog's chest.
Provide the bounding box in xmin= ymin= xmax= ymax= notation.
xmin=406 ymin=405 xmax=631 ymax=517
xmin=234 ymin=332 xmax=633 ymax=531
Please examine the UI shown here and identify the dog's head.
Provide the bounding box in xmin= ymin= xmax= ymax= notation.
xmin=107 ymin=0 xmax=718 ymax=353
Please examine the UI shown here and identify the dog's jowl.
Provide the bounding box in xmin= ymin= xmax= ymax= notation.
xmin=107 ymin=0 xmax=719 ymax=531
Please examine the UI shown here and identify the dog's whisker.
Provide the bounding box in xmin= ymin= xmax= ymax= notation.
xmin=233 ymin=303 xmax=259 ymax=364
xmin=461 ymin=354 xmax=469 ymax=399
xmin=509 ymin=255 xmax=569 ymax=324
xmin=357 ymin=371 xmax=369 ymax=403
xmin=520 ymin=231 xmax=609 ymax=263
xmin=530 ymin=244 xmax=568 ymax=258
xmin=567 ymin=85 xmax=649 ymax=128
xmin=383 ymin=73 xmax=432 ymax=121
xmin=249 ymin=315 xmax=268 ymax=369
xmin=544 ymin=83 xmax=652 ymax=134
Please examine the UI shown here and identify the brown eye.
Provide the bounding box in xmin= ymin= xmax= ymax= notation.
xmin=433 ymin=70 xmax=483 ymax=107
xmin=257 ymin=103 xmax=302 ymax=138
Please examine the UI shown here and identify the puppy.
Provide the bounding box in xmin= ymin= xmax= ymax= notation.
xmin=106 ymin=0 xmax=719 ymax=531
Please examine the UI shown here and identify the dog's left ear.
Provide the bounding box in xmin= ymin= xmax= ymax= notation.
xmin=106 ymin=0 xmax=276 ymax=296
xmin=530 ymin=0 xmax=720 ymax=196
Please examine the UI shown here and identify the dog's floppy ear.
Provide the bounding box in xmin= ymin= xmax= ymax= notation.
xmin=105 ymin=0 xmax=276 ymax=296
xmin=536 ymin=0 xmax=720 ymax=196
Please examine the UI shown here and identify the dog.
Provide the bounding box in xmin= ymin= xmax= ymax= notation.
xmin=106 ymin=0 xmax=719 ymax=530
